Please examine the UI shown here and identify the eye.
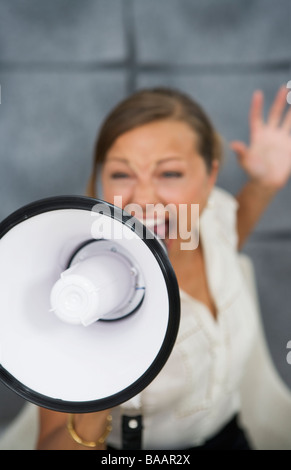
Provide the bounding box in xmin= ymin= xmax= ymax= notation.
xmin=110 ymin=172 xmax=131 ymax=179
xmin=161 ymin=171 xmax=183 ymax=178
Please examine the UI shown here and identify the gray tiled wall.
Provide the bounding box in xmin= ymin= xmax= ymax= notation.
xmin=134 ymin=0 xmax=291 ymax=65
xmin=0 ymin=0 xmax=291 ymax=433
xmin=0 ymin=70 xmax=128 ymax=218
xmin=0 ymin=0 xmax=126 ymax=62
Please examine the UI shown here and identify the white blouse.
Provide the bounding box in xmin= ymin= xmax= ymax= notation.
xmin=107 ymin=187 xmax=258 ymax=450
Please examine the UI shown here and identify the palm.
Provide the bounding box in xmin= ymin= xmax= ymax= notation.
xmin=231 ymin=86 xmax=291 ymax=189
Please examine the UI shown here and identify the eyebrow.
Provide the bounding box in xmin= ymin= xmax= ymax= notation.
xmin=105 ymin=156 xmax=183 ymax=165
xmin=157 ymin=157 xmax=183 ymax=164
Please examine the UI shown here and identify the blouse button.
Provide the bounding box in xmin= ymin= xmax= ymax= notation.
xmin=128 ymin=418 xmax=139 ymax=429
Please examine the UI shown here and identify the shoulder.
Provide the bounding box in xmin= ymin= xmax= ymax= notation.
xmin=209 ymin=186 xmax=238 ymax=213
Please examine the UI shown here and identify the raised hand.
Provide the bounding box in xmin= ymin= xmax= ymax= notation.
xmin=231 ymin=85 xmax=291 ymax=190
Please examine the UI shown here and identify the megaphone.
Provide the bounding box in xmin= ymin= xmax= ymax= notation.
xmin=0 ymin=196 xmax=180 ymax=413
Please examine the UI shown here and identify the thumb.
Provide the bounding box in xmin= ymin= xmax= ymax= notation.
xmin=230 ymin=141 xmax=248 ymax=162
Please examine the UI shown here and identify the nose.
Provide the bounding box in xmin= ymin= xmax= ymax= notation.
xmin=129 ymin=181 xmax=159 ymax=209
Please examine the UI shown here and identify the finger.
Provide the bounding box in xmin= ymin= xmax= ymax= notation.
xmin=267 ymin=85 xmax=288 ymax=127
xmin=282 ymin=105 xmax=291 ymax=133
xmin=230 ymin=141 xmax=251 ymax=174
xmin=249 ymin=90 xmax=264 ymax=137
xmin=230 ymin=141 xmax=248 ymax=161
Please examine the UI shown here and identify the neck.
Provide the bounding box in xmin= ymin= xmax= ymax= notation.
xmin=168 ymin=239 xmax=202 ymax=265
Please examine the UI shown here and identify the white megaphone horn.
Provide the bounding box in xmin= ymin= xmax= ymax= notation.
xmin=0 ymin=196 xmax=180 ymax=413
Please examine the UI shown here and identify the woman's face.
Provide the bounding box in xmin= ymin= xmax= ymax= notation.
xmin=101 ymin=119 xmax=218 ymax=251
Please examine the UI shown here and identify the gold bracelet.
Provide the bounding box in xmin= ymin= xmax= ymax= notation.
xmin=67 ymin=413 xmax=112 ymax=448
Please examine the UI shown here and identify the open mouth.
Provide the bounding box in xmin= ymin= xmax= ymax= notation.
xmin=141 ymin=217 xmax=170 ymax=240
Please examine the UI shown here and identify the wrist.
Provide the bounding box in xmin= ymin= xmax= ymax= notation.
xmin=67 ymin=413 xmax=112 ymax=449
xmin=246 ymin=178 xmax=279 ymax=199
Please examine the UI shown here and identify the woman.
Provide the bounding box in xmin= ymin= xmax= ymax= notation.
xmin=37 ymin=85 xmax=291 ymax=450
